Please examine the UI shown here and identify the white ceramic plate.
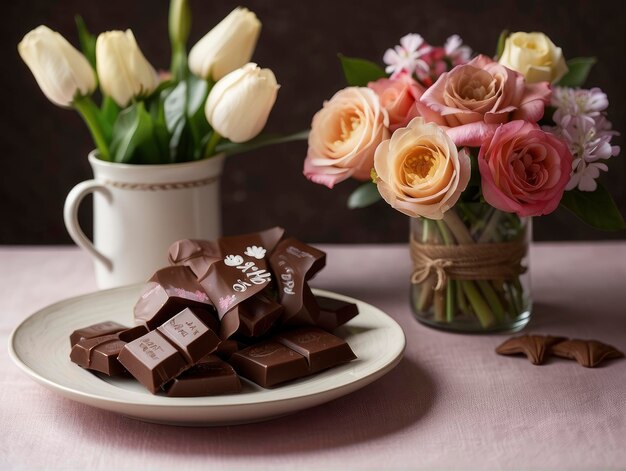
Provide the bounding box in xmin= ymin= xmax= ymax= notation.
xmin=8 ymin=286 xmax=405 ymax=426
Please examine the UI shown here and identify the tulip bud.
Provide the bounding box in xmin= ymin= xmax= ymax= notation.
xmin=18 ymin=25 xmax=96 ymax=107
xmin=169 ymin=0 xmax=191 ymax=47
xmin=96 ymin=30 xmax=159 ymax=107
xmin=205 ymin=63 xmax=279 ymax=143
xmin=189 ymin=7 xmax=261 ymax=81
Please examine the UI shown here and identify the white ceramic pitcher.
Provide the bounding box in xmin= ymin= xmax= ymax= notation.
xmin=64 ymin=151 xmax=225 ymax=289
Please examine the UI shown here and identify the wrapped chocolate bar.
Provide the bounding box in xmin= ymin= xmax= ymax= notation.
xmin=220 ymin=293 xmax=284 ymax=339
xmin=134 ymin=266 xmax=214 ymax=329
xmin=269 ymin=238 xmax=326 ymax=326
xmin=168 ymin=239 xmax=221 ymax=281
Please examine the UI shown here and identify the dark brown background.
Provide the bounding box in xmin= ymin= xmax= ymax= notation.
xmin=3 ymin=0 xmax=625 ymax=244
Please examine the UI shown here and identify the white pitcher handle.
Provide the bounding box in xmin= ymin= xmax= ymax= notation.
xmin=63 ymin=180 xmax=113 ymax=270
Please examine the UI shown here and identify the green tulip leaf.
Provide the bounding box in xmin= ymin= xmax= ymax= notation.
xmin=556 ymin=57 xmax=596 ymax=88
xmin=560 ymin=183 xmax=626 ymax=231
xmin=110 ymin=102 xmax=163 ymax=164
xmin=75 ymin=15 xmax=96 ymax=70
xmin=215 ymin=130 xmax=309 ymax=156
xmin=338 ymin=55 xmax=387 ymax=86
xmin=495 ymin=29 xmax=509 ymax=60
xmin=347 ymin=182 xmax=382 ymax=209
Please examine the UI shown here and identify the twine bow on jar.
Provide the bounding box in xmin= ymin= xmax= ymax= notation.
xmin=410 ymin=236 xmax=528 ymax=291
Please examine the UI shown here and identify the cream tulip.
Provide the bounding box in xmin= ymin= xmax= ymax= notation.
xmin=18 ymin=25 xmax=96 ymax=107
xmin=205 ymin=63 xmax=279 ymax=143
xmin=498 ymin=32 xmax=568 ymax=83
xmin=189 ymin=7 xmax=261 ymax=81
xmin=96 ymin=30 xmax=159 ymax=107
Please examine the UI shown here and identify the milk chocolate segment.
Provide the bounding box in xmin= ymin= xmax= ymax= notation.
xmin=70 ymin=326 xmax=149 ymax=376
xmin=314 ymin=296 xmax=359 ymax=331
xmin=134 ymin=266 xmax=213 ymax=329
xmin=229 ymin=341 xmax=309 ymax=388
xmin=274 ymin=327 xmax=356 ymax=373
xmin=156 ymin=308 xmax=221 ymax=364
xmin=218 ymin=294 xmax=283 ymax=339
xmin=165 ymin=355 xmax=242 ymax=397
xmin=70 ymin=321 xmax=126 ymax=347
xmin=118 ymin=332 xmax=189 ymax=393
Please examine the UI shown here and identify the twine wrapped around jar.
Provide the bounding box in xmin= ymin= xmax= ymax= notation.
xmin=410 ymin=235 xmax=528 ymax=291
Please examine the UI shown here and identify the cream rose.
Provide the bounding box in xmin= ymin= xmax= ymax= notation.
xmin=374 ymin=117 xmax=471 ymax=219
xmin=498 ymin=32 xmax=568 ymax=84
xmin=304 ymin=87 xmax=390 ymax=188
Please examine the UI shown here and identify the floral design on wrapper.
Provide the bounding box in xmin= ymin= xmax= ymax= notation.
xmin=218 ymin=295 xmax=236 ymax=311
xmin=224 ymin=255 xmax=244 ymax=267
xmin=244 ymin=246 xmax=266 ymax=259
xmin=546 ymin=87 xmax=620 ymax=192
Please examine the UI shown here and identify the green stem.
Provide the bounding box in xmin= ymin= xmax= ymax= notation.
xmin=73 ymin=95 xmax=110 ymax=161
xmin=170 ymin=43 xmax=188 ymax=82
xmin=461 ymin=281 xmax=495 ymax=328
xmin=477 ymin=280 xmax=505 ymax=323
xmin=446 ymin=280 xmax=456 ymax=322
xmin=478 ymin=209 xmax=503 ymax=243
xmin=204 ymin=131 xmax=222 ymax=158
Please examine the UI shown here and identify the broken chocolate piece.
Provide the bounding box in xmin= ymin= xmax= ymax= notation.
xmin=495 ymin=335 xmax=566 ymax=365
xmin=219 ymin=294 xmax=284 ymax=339
xmin=156 ymin=308 xmax=221 ymax=364
xmin=70 ymin=321 xmax=126 ymax=347
xmin=274 ymin=327 xmax=356 ymax=373
xmin=164 ymin=355 xmax=241 ymax=397
xmin=118 ymin=331 xmax=189 ymax=393
xmin=314 ymin=296 xmax=359 ymax=331
xmin=134 ymin=266 xmax=213 ymax=329
xmin=229 ymin=341 xmax=309 ymax=388
xmin=551 ymin=339 xmax=624 ymax=368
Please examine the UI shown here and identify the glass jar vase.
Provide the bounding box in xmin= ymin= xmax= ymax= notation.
xmin=409 ymin=203 xmax=532 ymax=333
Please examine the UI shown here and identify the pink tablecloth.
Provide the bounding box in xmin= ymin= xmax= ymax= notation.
xmin=1 ymin=243 xmax=625 ymax=470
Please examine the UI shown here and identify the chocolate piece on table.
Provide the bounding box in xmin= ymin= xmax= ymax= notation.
xmin=269 ymin=238 xmax=326 ymax=326
xmin=168 ymin=239 xmax=221 ymax=282
xmin=495 ymin=335 xmax=566 ymax=365
xmin=314 ymin=296 xmax=359 ymax=331
xmin=118 ymin=331 xmax=190 ymax=394
xmin=134 ymin=266 xmax=213 ymax=329
xmin=274 ymin=327 xmax=356 ymax=373
xmin=164 ymin=355 xmax=242 ymax=397
xmin=156 ymin=308 xmax=221 ymax=364
xmin=70 ymin=321 xmax=127 ymax=347
xmin=551 ymin=339 xmax=625 ymax=368
xmin=229 ymin=341 xmax=309 ymax=388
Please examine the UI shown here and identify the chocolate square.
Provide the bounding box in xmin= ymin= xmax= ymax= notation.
xmin=164 ymin=355 xmax=242 ymax=397
xmin=70 ymin=321 xmax=126 ymax=347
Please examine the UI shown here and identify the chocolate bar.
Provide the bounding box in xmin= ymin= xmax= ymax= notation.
xmin=164 ymin=355 xmax=242 ymax=397
xmin=119 ymin=309 xmax=221 ymax=393
xmin=219 ymin=294 xmax=284 ymax=339
xmin=214 ymin=339 xmax=240 ymax=360
xmin=274 ymin=327 xmax=356 ymax=373
xmin=70 ymin=321 xmax=127 ymax=347
xmin=156 ymin=308 xmax=221 ymax=363
xmin=70 ymin=325 xmax=148 ymax=376
xmin=229 ymin=341 xmax=309 ymax=388
xmin=134 ymin=266 xmax=214 ymax=329
xmin=269 ymin=238 xmax=326 ymax=325
xmin=314 ymin=296 xmax=359 ymax=331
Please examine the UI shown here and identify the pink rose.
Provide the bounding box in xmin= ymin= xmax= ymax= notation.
xmin=304 ymin=87 xmax=389 ymax=188
xmin=368 ymin=72 xmax=424 ymax=131
xmin=418 ymin=55 xmax=551 ymax=147
xmin=478 ymin=120 xmax=573 ymax=217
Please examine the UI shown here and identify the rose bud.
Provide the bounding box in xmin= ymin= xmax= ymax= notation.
xmin=498 ymin=32 xmax=568 ymax=84
xmin=205 ymin=63 xmax=279 ymax=143
xmin=95 ymin=30 xmax=159 ymax=107
xmin=374 ymin=117 xmax=471 ymax=220
xmin=189 ymin=7 xmax=261 ymax=81
xmin=18 ymin=25 xmax=96 ymax=107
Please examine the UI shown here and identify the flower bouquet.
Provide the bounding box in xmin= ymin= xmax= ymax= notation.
xmin=304 ymin=31 xmax=623 ymax=332
xmin=18 ymin=1 xmax=305 ymax=165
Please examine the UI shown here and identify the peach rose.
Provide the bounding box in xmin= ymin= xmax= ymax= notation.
xmin=304 ymin=87 xmax=389 ymax=188
xmin=479 ymin=120 xmax=573 ymax=217
xmin=418 ymin=55 xmax=551 ymax=147
xmin=368 ymin=72 xmax=424 ymax=131
xmin=374 ymin=117 xmax=471 ymax=219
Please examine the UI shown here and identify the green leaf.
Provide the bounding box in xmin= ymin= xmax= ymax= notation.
xmin=75 ymin=16 xmax=96 ymax=69
xmin=338 ymin=55 xmax=386 ymax=86
xmin=215 ymin=130 xmax=309 ymax=157
xmin=347 ymin=182 xmax=382 ymax=209
xmin=560 ymin=183 xmax=626 ymax=231
xmin=556 ymin=57 xmax=596 ymax=88
xmin=110 ymin=102 xmax=164 ymax=164
xmin=495 ymin=29 xmax=509 ymax=60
